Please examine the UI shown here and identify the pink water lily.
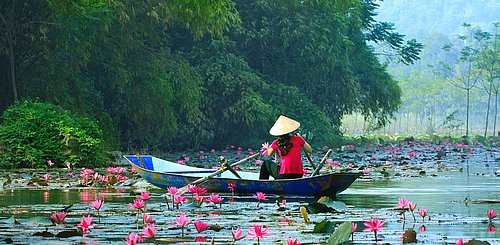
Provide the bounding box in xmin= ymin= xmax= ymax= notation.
xmin=77 ymin=215 xmax=94 ymax=235
xmin=129 ymin=199 xmax=146 ymax=210
xmin=455 ymin=238 xmax=464 ymax=245
xmin=124 ymin=233 xmax=143 ymax=245
xmin=47 ymin=160 xmax=54 ymax=167
xmin=396 ymin=198 xmax=409 ymax=220
xmin=408 ymin=202 xmax=417 ymax=221
xmin=65 ymin=162 xmax=71 ymax=169
xmin=194 ymin=221 xmax=209 ymax=233
xmin=140 ymin=224 xmax=156 ymax=242
xmin=209 ymin=193 xmax=224 ymax=208
xmin=167 ymin=186 xmax=179 ymax=195
xmin=43 ymin=174 xmax=50 ymax=181
xmin=90 ymin=199 xmax=104 ymax=223
xmin=232 ymin=227 xmax=246 ymax=243
xmin=419 ymin=208 xmax=427 ymax=222
xmin=487 ymin=209 xmax=497 ymax=221
xmin=176 ymin=213 xmax=190 ymax=237
xmin=228 ymin=183 xmax=237 ymax=195
xmin=137 ymin=192 xmax=152 ymax=201
xmin=142 ymin=213 xmax=156 ymax=224
xmin=363 ymin=217 xmax=385 ymax=242
xmin=247 ymin=224 xmax=271 ymax=245
xmin=50 ymin=211 xmax=67 ymax=224
xmin=253 ymin=192 xmax=268 ymax=207
xmin=174 ymin=195 xmax=188 ymax=209
xmin=286 ymin=237 xmax=301 ymax=245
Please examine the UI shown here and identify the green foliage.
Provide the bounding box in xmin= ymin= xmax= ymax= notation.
xmin=328 ymin=221 xmax=352 ymax=245
xmin=0 ymin=100 xmax=108 ymax=168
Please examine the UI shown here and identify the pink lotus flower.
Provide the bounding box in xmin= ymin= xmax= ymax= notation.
xmin=396 ymin=198 xmax=409 ymax=209
xmin=487 ymin=209 xmax=497 ymax=221
xmin=419 ymin=208 xmax=427 ymax=222
xmin=363 ymin=169 xmax=371 ymax=174
xmin=167 ymin=186 xmax=179 ymax=195
xmin=348 ymin=163 xmax=354 ymax=168
xmin=455 ymin=238 xmax=463 ymax=245
xmin=90 ymin=199 xmax=104 ymax=223
xmin=65 ymin=162 xmax=71 ymax=169
xmin=129 ymin=199 xmax=146 ymax=210
xmin=194 ymin=221 xmax=209 ymax=233
xmin=352 ymin=223 xmax=357 ymax=233
xmin=255 ymin=160 xmax=264 ymax=165
xmin=232 ymin=227 xmax=246 ymax=242
xmin=143 ymin=213 xmax=156 ymax=224
xmin=408 ymin=202 xmax=417 ymax=221
xmin=77 ymin=215 xmax=94 ymax=235
xmin=228 ymin=183 xmax=237 ymax=194
xmin=419 ymin=225 xmax=426 ymax=233
xmin=177 ymin=160 xmax=185 ymax=165
xmin=124 ymin=233 xmax=143 ymax=245
xmin=174 ymin=195 xmax=187 ymax=204
xmin=325 ymin=159 xmax=333 ymax=165
xmin=487 ymin=224 xmax=498 ymax=234
xmin=67 ymin=172 xmax=74 ymax=177
xmin=137 ymin=192 xmax=152 ymax=201
xmin=363 ymin=218 xmax=385 ymax=241
xmin=286 ymin=237 xmax=301 ymax=245
xmin=47 ymin=160 xmax=54 ymax=167
xmin=141 ymin=224 xmax=156 ymax=240
xmin=247 ymin=224 xmax=271 ymax=244
xmin=184 ymin=156 xmax=190 ymax=162
xmin=209 ymin=193 xmax=224 ymax=208
xmin=176 ymin=213 xmax=190 ymax=237
xmin=194 ymin=236 xmax=207 ymax=242
xmin=50 ymin=211 xmax=67 ymax=224
xmin=43 ymin=174 xmax=50 ymax=181
xmin=253 ymin=192 xmax=268 ymax=207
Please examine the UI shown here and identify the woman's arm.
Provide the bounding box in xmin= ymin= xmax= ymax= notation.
xmin=267 ymin=148 xmax=276 ymax=156
xmin=303 ymin=141 xmax=312 ymax=153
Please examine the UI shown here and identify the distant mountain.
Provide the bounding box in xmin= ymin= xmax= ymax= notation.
xmin=375 ymin=0 xmax=499 ymax=39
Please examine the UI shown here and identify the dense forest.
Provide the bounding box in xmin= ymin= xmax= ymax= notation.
xmin=0 ymin=0 xmax=421 ymax=152
xmin=354 ymin=0 xmax=500 ymax=136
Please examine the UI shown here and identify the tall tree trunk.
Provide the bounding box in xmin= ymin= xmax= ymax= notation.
xmin=494 ymin=91 xmax=498 ymax=136
xmin=484 ymin=85 xmax=492 ymax=137
xmin=466 ymin=88 xmax=470 ymax=136
xmin=8 ymin=29 xmax=18 ymax=101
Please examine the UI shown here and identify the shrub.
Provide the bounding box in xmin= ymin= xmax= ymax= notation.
xmin=0 ymin=100 xmax=108 ymax=168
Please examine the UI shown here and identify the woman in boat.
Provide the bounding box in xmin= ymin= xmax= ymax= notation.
xmin=259 ymin=115 xmax=313 ymax=179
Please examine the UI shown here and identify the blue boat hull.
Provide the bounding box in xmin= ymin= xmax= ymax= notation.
xmin=125 ymin=155 xmax=361 ymax=197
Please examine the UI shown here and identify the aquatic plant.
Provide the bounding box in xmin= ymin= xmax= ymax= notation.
xmin=396 ymin=198 xmax=409 ymax=220
xmin=124 ymin=233 xmax=143 ymax=245
xmin=174 ymin=195 xmax=188 ymax=209
xmin=176 ymin=213 xmax=190 ymax=237
xmin=231 ymin=227 xmax=246 ymax=244
xmin=455 ymin=238 xmax=464 ymax=245
xmin=50 ymin=211 xmax=67 ymax=224
xmin=129 ymin=199 xmax=146 ymax=222
xmin=487 ymin=209 xmax=497 ymax=222
xmin=140 ymin=224 xmax=156 ymax=244
xmin=253 ymin=192 xmax=268 ymax=207
xmin=419 ymin=208 xmax=427 ymax=223
xmin=47 ymin=160 xmax=54 ymax=168
xmin=286 ymin=237 xmax=301 ymax=245
xmin=90 ymin=200 xmax=104 ymax=223
xmin=363 ymin=217 xmax=385 ymax=242
xmin=137 ymin=192 xmax=152 ymax=201
xmin=194 ymin=221 xmax=209 ymax=233
xmin=142 ymin=213 xmax=156 ymax=224
xmin=351 ymin=223 xmax=357 ymax=242
xmin=408 ymin=202 xmax=417 ymax=222
xmin=247 ymin=224 xmax=271 ymax=245
xmin=209 ymin=193 xmax=224 ymax=208
xmin=228 ymin=183 xmax=237 ymax=195
xmin=77 ymin=215 xmax=94 ymax=235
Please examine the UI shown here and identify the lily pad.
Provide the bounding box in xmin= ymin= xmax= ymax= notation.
xmin=313 ymin=219 xmax=336 ymax=233
xmin=24 ymin=216 xmax=52 ymax=225
xmin=328 ymin=221 xmax=352 ymax=245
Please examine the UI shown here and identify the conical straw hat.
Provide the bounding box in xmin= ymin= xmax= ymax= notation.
xmin=269 ymin=115 xmax=301 ymax=136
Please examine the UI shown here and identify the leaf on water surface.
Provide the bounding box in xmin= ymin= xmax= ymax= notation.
xmin=402 ymin=228 xmax=417 ymax=243
xmin=209 ymin=224 xmax=224 ymax=231
xmin=55 ymin=229 xmax=82 ymax=238
xmin=327 ymin=221 xmax=352 ymax=245
xmin=34 ymin=229 xmax=54 ymax=237
xmin=24 ymin=216 xmax=52 ymax=225
xmin=313 ymin=219 xmax=335 ymax=233
xmin=466 ymin=239 xmax=491 ymax=245
xmin=2 ymin=216 xmax=18 ymax=224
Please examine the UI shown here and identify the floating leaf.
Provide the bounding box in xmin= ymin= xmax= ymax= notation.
xmin=466 ymin=239 xmax=491 ymax=245
xmin=313 ymin=219 xmax=336 ymax=233
xmin=328 ymin=221 xmax=352 ymax=245
xmin=24 ymin=216 xmax=52 ymax=225
xmin=55 ymin=229 xmax=82 ymax=238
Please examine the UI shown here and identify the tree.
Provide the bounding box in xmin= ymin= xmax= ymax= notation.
xmin=478 ymin=22 xmax=499 ymax=136
xmin=439 ymin=23 xmax=490 ymax=136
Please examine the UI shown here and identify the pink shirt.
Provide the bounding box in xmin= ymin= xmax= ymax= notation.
xmin=270 ymin=135 xmax=305 ymax=175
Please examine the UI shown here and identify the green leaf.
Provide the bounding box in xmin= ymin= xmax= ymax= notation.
xmin=313 ymin=219 xmax=336 ymax=233
xmin=24 ymin=216 xmax=53 ymax=225
xmin=328 ymin=221 xmax=352 ymax=245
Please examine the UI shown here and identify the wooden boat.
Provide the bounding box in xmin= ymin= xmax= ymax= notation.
xmin=124 ymin=155 xmax=361 ymax=197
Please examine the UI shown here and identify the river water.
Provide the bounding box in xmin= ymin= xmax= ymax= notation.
xmin=0 ymin=145 xmax=498 ymax=244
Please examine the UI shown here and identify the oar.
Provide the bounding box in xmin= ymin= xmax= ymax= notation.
xmin=311 ymin=149 xmax=333 ymax=176
xmin=176 ymin=152 xmax=260 ymax=195
xmin=303 ymin=149 xmax=316 ymax=169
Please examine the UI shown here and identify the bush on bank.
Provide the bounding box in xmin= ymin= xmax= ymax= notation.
xmin=0 ymin=100 xmax=108 ymax=169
